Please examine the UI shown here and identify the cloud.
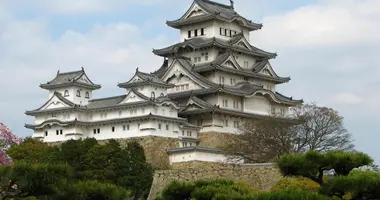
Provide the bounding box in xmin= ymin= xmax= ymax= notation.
xmin=332 ymin=93 xmax=364 ymax=105
xmin=251 ymin=0 xmax=380 ymax=48
xmin=3 ymin=0 xmax=165 ymax=14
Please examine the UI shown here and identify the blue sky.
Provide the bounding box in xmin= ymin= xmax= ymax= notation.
xmin=0 ymin=0 xmax=379 ymax=163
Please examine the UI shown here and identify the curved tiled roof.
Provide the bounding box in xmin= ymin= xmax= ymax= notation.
xmin=25 ymin=114 xmax=190 ymax=130
xmin=118 ymin=69 xmax=174 ymax=89
xmin=166 ymin=0 xmax=262 ymax=31
xmin=153 ymin=36 xmax=276 ymax=59
xmin=40 ymin=68 xmax=101 ymax=90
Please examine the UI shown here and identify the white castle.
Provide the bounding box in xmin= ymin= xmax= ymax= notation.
xmin=25 ymin=0 xmax=302 ymax=165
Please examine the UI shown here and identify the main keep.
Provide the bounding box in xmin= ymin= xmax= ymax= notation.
xmin=25 ymin=0 xmax=302 ymax=168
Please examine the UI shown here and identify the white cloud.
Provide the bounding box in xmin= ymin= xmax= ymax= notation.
xmin=251 ymin=0 xmax=380 ymax=48
xmin=332 ymin=93 xmax=364 ymax=105
xmin=4 ymin=0 xmax=166 ymax=13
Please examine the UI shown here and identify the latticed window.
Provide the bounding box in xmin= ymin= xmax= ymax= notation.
xmin=64 ymin=90 xmax=69 ymax=97
xmin=76 ymin=90 xmax=81 ymax=97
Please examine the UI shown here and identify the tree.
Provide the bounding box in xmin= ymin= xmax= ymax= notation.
xmin=0 ymin=123 xmax=21 ymax=165
xmin=117 ymin=140 xmax=153 ymax=200
xmin=271 ymin=177 xmax=320 ymax=193
xmin=319 ymin=170 xmax=380 ymax=200
xmin=6 ymin=137 xmax=59 ymax=164
xmin=55 ymin=180 xmax=130 ymax=200
xmin=222 ymin=103 xmax=355 ymax=162
xmin=291 ymin=103 xmax=354 ymax=153
xmin=0 ymin=161 xmax=72 ymax=199
xmin=222 ymin=116 xmax=297 ymax=162
xmin=276 ymin=150 xmax=372 ymax=185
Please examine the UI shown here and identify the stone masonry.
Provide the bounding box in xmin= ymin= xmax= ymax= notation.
xmin=147 ymin=161 xmax=282 ymax=200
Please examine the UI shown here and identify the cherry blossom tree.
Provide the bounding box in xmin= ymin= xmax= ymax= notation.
xmin=0 ymin=123 xmax=21 ymax=165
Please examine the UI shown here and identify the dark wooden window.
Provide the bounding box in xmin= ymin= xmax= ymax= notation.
xmin=201 ymin=28 xmax=204 ymax=35
xmin=93 ymin=129 xmax=96 ymax=134
xmin=188 ymin=30 xmax=191 ymax=38
xmin=76 ymin=90 xmax=81 ymax=97
xmin=220 ymin=28 xmax=222 ymax=35
xmin=194 ymin=29 xmax=198 ymax=36
xmin=64 ymin=90 xmax=69 ymax=97
xmin=45 ymin=131 xmax=48 ymax=136
xmin=97 ymin=128 xmax=100 ymax=133
xmin=85 ymin=92 xmax=90 ymax=99
xmin=112 ymin=127 xmax=115 ymax=132
xmin=60 ymin=130 xmax=63 ymax=135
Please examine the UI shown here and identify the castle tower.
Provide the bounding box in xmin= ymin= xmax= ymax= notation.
xmin=151 ymin=0 xmax=303 ymax=142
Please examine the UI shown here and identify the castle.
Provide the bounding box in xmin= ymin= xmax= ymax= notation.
xmin=25 ymin=0 xmax=302 ymax=167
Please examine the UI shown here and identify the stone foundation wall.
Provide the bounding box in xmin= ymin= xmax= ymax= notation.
xmin=198 ymin=131 xmax=237 ymax=148
xmin=147 ymin=162 xmax=281 ymax=200
xmin=48 ymin=136 xmax=178 ymax=169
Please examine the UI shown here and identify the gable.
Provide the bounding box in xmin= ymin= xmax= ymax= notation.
xmin=232 ymin=38 xmax=252 ymax=51
xmin=162 ymin=60 xmax=208 ymax=89
xmin=221 ymin=55 xmax=242 ymax=70
xmin=40 ymin=96 xmax=72 ymax=110
xmin=183 ymin=3 xmax=208 ymax=19
xmin=77 ymin=74 xmax=91 ymax=84
xmin=119 ymin=90 xmax=148 ymax=104
xmin=258 ymin=63 xmax=277 ymax=77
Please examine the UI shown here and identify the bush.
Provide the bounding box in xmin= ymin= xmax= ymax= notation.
xmin=271 ymin=176 xmax=320 ymax=192
xmin=56 ymin=180 xmax=130 ymax=200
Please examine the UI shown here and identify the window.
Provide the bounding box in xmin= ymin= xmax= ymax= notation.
xmin=76 ymin=90 xmax=81 ymax=97
xmin=45 ymin=131 xmax=48 ymax=136
xmin=197 ymin=119 xmax=203 ymax=126
xmin=85 ymin=92 xmax=90 ymax=99
xmin=224 ymin=29 xmax=227 ymax=36
xmin=64 ymin=90 xmax=69 ymax=97
xmin=158 ymin=124 xmax=161 ymax=130
xmin=281 ymin=108 xmax=286 ymax=116
xmin=194 ymin=29 xmax=198 ymax=37
xmin=223 ymin=99 xmax=228 ymax=107
xmin=205 ymin=52 xmax=208 ymax=61
xmin=230 ymin=78 xmax=236 ymax=85
xmin=93 ymin=129 xmax=96 ymax=134
xmin=229 ymin=30 xmax=232 ymax=37
xmin=181 ymin=85 xmax=184 ymax=91
xmin=97 ymin=128 xmax=100 ymax=134
xmin=112 ymin=127 xmax=115 ymax=132
xmin=244 ymin=61 xmax=249 ymax=67
xmin=234 ymin=121 xmax=240 ymax=128
xmin=187 ymin=131 xmax=192 ymax=137
xmin=56 ymin=130 xmax=59 ymax=135
xmin=60 ymin=130 xmax=63 ymax=135
xmin=127 ymin=125 xmax=130 ymax=130
xmin=166 ymin=124 xmax=169 ymax=130
xmin=201 ymin=28 xmax=204 ymax=35
xmin=220 ymin=28 xmax=223 ymax=35
xmin=188 ymin=30 xmax=191 ymax=38
xmin=271 ymin=107 xmax=276 ymax=115
xmin=151 ymin=92 xmax=155 ymax=99
xmin=233 ymin=101 xmax=239 ymax=109
xmin=182 ymin=130 xmax=185 ymax=136
xmin=219 ymin=76 xmax=225 ymax=84
xmin=225 ymin=120 xmax=228 ymax=126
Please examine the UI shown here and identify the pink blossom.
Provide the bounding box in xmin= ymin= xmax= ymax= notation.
xmin=0 ymin=123 xmax=22 ymax=165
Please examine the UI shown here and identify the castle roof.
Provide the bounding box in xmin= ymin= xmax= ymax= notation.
xmin=118 ymin=69 xmax=174 ymax=89
xmin=153 ymin=35 xmax=276 ymax=59
xmin=25 ymin=89 xmax=180 ymax=116
xmin=166 ymin=0 xmax=262 ymax=31
xmin=25 ymin=113 xmax=189 ymax=130
xmin=193 ymin=51 xmax=290 ymax=84
xmin=40 ymin=68 xmax=101 ymax=90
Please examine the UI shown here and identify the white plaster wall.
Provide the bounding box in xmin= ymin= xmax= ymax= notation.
xmin=213 ymin=21 xmax=250 ymax=42
xmin=48 ymin=87 xmax=92 ymax=105
xmin=180 ymin=21 xmax=214 ymax=41
xmin=138 ymin=85 xmax=167 ymax=98
xmin=233 ymin=53 xmax=256 ymax=70
xmin=169 ymin=151 xmax=230 ymax=164
xmin=244 ymin=96 xmax=271 ymax=115
xmin=167 ymin=75 xmax=203 ymax=93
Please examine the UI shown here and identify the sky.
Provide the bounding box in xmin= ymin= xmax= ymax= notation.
xmin=0 ymin=0 xmax=379 ymax=163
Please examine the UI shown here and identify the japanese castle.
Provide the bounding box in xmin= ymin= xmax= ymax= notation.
xmin=25 ymin=0 xmax=302 ymax=165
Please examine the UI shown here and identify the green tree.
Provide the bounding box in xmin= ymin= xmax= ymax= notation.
xmin=118 ymin=140 xmax=153 ymax=200
xmin=6 ymin=138 xmax=59 ymax=164
xmin=276 ymin=150 xmax=372 ymax=185
xmin=0 ymin=161 xmax=72 ymax=199
xmin=319 ymin=170 xmax=380 ymax=200
xmin=55 ymin=180 xmax=130 ymax=200
xmin=271 ymin=177 xmax=320 ymax=193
